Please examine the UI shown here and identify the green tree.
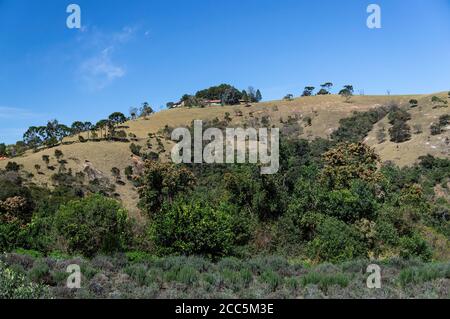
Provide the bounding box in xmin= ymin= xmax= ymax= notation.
xmin=389 ymin=121 xmax=411 ymax=143
xmin=83 ymin=122 xmax=93 ymax=140
xmin=221 ymin=87 xmax=242 ymax=105
xmin=95 ymin=119 xmax=109 ymax=139
xmin=399 ymin=233 xmax=432 ymax=262
xmin=108 ymin=112 xmax=127 ymax=126
xmin=319 ymin=82 xmax=333 ymax=94
xmin=54 ymin=194 xmax=129 ymax=256
xmin=318 ymin=179 xmax=379 ymax=223
xmin=43 ymin=120 xmax=70 ymax=146
xmin=388 ymin=107 xmax=411 ymax=124
xmin=150 ymin=199 xmax=235 ymax=257
xmin=302 ymin=86 xmax=315 ymax=97
xmin=255 ymin=89 xmax=262 ymax=102
xmin=307 ymin=217 xmax=367 ymax=263
xmin=23 ymin=127 xmax=44 ymax=150
xmin=71 ymin=121 xmax=85 ymax=135
xmin=224 ymin=167 xmax=288 ymax=221
xmin=339 ymin=85 xmax=354 ymax=102
xmin=140 ymin=102 xmax=154 ymax=117
xmin=241 ymin=90 xmax=249 ymax=103
xmin=195 ymin=84 xmax=242 ymax=101
xmin=321 ymin=143 xmax=381 ymax=190
xmin=137 ymin=162 xmax=196 ymax=215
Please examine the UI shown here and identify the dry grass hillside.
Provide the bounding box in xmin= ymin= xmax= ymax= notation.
xmin=1 ymin=92 xmax=449 ymax=218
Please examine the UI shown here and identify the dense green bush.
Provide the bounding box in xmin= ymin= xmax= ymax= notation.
xmin=224 ymin=166 xmax=288 ymax=221
xmin=307 ymin=217 xmax=367 ymax=263
xmin=318 ymin=180 xmax=379 ymax=223
xmin=0 ymin=178 xmax=35 ymax=223
xmin=388 ymin=107 xmax=411 ymax=124
xmin=331 ymin=108 xmax=388 ymax=143
xmin=137 ymin=161 xmax=196 ymax=215
xmin=399 ymin=233 xmax=433 ymax=262
xmin=389 ymin=121 xmax=411 ymax=143
xmin=5 ymin=162 xmax=20 ymax=172
xmin=0 ymin=261 xmax=47 ymax=299
xmin=0 ymin=222 xmax=26 ymax=252
xmin=150 ymin=199 xmax=235 ymax=258
xmin=54 ymin=194 xmax=130 ymax=257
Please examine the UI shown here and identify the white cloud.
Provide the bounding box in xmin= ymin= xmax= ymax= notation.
xmin=79 ymin=47 xmax=126 ymax=90
xmin=113 ymin=26 xmax=137 ymax=43
xmin=76 ymin=26 xmax=137 ymax=91
xmin=0 ymin=107 xmax=42 ymax=119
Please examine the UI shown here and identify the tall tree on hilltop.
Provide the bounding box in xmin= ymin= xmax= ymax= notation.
xmin=83 ymin=122 xmax=93 ymax=140
xmin=23 ymin=126 xmax=44 ymax=151
xmin=108 ymin=112 xmax=127 ymax=126
xmin=96 ymin=119 xmax=109 ymax=139
xmin=339 ymin=85 xmax=354 ymax=102
xmin=302 ymin=86 xmax=315 ymax=97
xmin=71 ymin=121 xmax=85 ymax=136
xmin=140 ymin=102 xmax=154 ymax=117
xmin=241 ymin=90 xmax=249 ymax=103
xmin=247 ymin=87 xmax=257 ymax=102
xmin=255 ymin=89 xmax=262 ymax=102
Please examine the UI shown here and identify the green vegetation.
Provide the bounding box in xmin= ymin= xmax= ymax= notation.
xmin=0 ymin=261 xmax=47 ymax=299
xmin=398 ymin=262 xmax=450 ymax=287
xmin=0 ymin=95 xmax=449 ymax=299
xmin=430 ymin=114 xmax=450 ymax=135
xmin=339 ymin=85 xmax=354 ymax=102
xmin=0 ymin=253 xmax=448 ymax=299
xmin=175 ymin=84 xmax=263 ymax=107
xmin=150 ymin=200 xmax=236 ymax=257
xmin=331 ymin=107 xmax=389 ymax=143
xmin=409 ymin=99 xmax=419 ymax=107
xmin=54 ymin=194 xmax=130 ymax=257
xmin=388 ymin=106 xmax=412 ymax=143
xmin=302 ymin=86 xmax=315 ymax=96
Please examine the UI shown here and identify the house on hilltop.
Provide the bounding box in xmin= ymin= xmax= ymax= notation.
xmin=205 ymin=100 xmax=222 ymax=106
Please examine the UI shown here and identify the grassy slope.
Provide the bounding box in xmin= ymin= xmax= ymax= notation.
xmin=1 ymin=92 xmax=449 ymax=218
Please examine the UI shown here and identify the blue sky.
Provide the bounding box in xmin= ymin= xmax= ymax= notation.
xmin=1 ymin=0 xmax=450 ymax=144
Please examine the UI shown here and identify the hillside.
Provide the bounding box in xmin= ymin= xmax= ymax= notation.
xmin=1 ymin=92 xmax=449 ymax=218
